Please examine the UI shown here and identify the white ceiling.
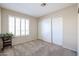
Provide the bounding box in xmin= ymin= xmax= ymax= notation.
xmin=0 ymin=3 xmax=75 ymax=18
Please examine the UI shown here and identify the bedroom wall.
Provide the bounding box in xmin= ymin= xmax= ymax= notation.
xmin=1 ymin=8 xmax=38 ymax=45
xmin=38 ymin=4 xmax=77 ymax=51
xmin=0 ymin=8 xmax=2 ymax=49
xmin=0 ymin=8 xmax=1 ymax=33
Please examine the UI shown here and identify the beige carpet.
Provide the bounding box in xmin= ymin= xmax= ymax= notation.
xmin=0 ymin=40 xmax=77 ymax=56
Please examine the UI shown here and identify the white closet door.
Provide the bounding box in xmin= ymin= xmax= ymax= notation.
xmin=78 ymin=14 xmax=79 ymax=55
xmin=52 ymin=16 xmax=63 ymax=46
xmin=38 ymin=18 xmax=51 ymax=43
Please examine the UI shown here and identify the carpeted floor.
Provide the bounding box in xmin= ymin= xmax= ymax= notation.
xmin=0 ymin=40 xmax=77 ymax=56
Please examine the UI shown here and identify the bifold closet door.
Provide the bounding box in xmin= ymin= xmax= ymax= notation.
xmin=38 ymin=18 xmax=51 ymax=43
xmin=52 ymin=16 xmax=63 ymax=46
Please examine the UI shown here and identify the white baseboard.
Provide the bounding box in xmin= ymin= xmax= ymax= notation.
xmin=62 ymin=45 xmax=77 ymax=52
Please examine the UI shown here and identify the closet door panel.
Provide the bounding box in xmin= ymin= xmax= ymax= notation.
xmin=38 ymin=18 xmax=51 ymax=43
xmin=52 ymin=16 xmax=63 ymax=46
xmin=78 ymin=14 xmax=79 ymax=55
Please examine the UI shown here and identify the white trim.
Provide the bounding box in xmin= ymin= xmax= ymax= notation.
xmin=20 ymin=18 xmax=21 ymax=36
xmin=14 ymin=16 xmax=16 ymax=36
xmin=51 ymin=17 xmax=53 ymax=43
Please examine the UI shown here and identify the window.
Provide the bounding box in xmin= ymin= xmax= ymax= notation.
xmin=9 ymin=16 xmax=15 ymax=34
xmin=26 ymin=19 xmax=29 ymax=35
xmin=21 ymin=19 xmax=25 ymax=35
xmin=16 ymin=17 xmax=20 ymax=36
xmin=8 ymin=15 xmax=29 ymax=36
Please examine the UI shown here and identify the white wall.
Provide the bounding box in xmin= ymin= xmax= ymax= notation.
xmin=0 ymin=8 xmax=1 ymax=33
xmin=0 ymin=8 xmax=2 ymax=49
xmin=38 ymin=4 xmax=77 ymax=51
xmin=1 ymin=8 xmax=38 ymax=45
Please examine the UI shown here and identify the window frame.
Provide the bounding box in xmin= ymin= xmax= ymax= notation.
xmin=8 ymin=15 xmax=29 ymax=37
